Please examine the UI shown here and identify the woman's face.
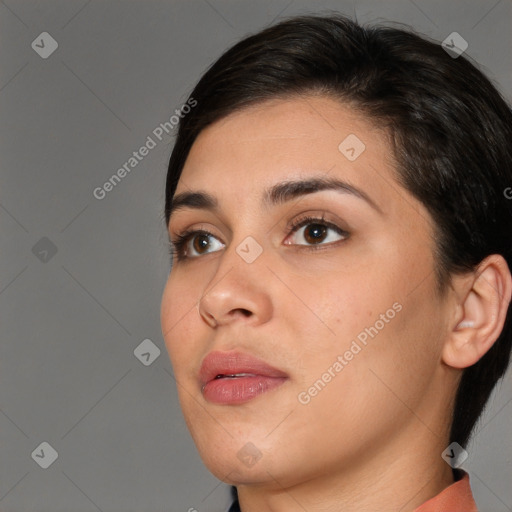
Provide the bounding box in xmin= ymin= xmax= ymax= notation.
xmin=160 ymin=95 xmax=453 ymax=488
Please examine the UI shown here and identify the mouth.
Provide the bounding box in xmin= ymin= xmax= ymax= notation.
xmin=199 ymin=351 xmax=288 ymax=405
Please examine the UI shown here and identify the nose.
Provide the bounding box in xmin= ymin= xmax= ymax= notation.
xmin=197 ymin=249 xmax=273 ymax=328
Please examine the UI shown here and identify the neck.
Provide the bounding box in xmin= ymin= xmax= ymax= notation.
xmin=235 ymin=424 xmax=455 ymax=512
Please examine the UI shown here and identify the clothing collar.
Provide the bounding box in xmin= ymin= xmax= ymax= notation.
xmin=413 ymin=470 xmax=478 ymax=512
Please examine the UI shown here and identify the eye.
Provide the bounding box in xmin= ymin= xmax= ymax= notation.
xmin=170 ymin=229 xmax=224 ymax=261
xmin=169 ymin=214 xmax=349 ymax=263
xmin=284 ymin=215 xmax=348 ymax=247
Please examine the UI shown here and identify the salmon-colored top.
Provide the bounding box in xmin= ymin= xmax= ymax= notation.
xmin=414 ymin=471 xmax=478 ymax=512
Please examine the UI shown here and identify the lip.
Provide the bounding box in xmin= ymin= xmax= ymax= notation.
xmin=199 ymin=351 xmax=288 ymax=404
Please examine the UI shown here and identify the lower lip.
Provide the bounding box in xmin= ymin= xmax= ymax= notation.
xmin=202 ymin=376 xmax=287 ymax=404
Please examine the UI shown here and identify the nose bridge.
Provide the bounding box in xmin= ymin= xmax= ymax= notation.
xmin=209 ymin=219 xmax=267 ymax=287
xmin=198 ymin=232 xmax=271 ymax=326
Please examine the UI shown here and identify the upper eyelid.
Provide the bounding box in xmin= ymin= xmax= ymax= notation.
xmin=288 ymin=215 xmax=345 ymax=231
xmin=171 ymin=209 xmax=344 ymax=234
xmin=172 ymin=215 xmax=337 ymax=235
xmin=170 ymin=223 xmax=223 ymax=240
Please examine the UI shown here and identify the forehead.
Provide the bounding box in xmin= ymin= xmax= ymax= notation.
xmin=181 ymin=96 xmax=388 ymax=176
xmin=174 ymin=95 xmax=423 ymax=222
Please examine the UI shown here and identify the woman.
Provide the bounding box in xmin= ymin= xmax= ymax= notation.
xmin=160 ymin=13 xmax=512 ymax=512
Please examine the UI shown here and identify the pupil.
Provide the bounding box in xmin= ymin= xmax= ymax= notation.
xmin=305 ymin=224 xmax=327 ymax=244
xmin=193 ymin=234 xmax=209 ymax=253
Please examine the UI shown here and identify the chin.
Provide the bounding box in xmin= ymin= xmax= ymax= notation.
xmin=198 ymin=446 xmax=272 ymax=484
xmin=191 ymin=428 xmax=278 ymax=480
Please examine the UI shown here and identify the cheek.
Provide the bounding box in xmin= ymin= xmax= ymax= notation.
xmin=292 ymin=304 xmax=437 ymax=452
xmin=279 ymin=272 xmax=395 ymax=405
xmin=160 ymin=273 xmax=201 ymax=370
xmin=291 ymin=270 xmax=393 ymax=351
xmin=295 ymin=260 xmax=438 ymax=399
xmin=161 ymin=276 xmax=208 ymax=430
xmin=344 ymin=284 xmax=443 ymax=415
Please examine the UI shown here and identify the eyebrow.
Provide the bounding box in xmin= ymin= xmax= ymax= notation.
xmin=168 ymin=176 xmax=382 ymax=223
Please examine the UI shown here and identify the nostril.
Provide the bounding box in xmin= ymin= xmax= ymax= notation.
xmin=234 ymin=308 xmax=252 ymax=317
xmin=199 ymin=308 xmax=219 ymax=327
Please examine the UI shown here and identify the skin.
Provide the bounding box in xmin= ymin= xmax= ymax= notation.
xmin=160 ymin=94 xmax=511 ymax=512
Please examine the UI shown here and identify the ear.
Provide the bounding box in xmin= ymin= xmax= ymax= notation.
xmin=442 ymin=255 xmax=512 ymax=369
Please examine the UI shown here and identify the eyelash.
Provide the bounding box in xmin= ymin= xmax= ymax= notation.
xmin=169 ymin=214 xmax=349 ymax=263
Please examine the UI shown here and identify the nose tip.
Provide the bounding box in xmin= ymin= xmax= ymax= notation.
xmin=197 ymin=263 xmax=272 ymax=328
xmin=198 ymin=293 xmax=255 ymax=327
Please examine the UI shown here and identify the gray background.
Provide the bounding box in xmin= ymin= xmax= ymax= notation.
xmin=1 ymin=0 xmax=511 ymax=511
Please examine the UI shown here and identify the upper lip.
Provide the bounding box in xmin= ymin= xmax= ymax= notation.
xmin=199 ymin=350 xmax=288 ymax=386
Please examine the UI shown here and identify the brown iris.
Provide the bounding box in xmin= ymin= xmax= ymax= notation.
xmin=193 ymin=234 xmax=210 ymax=254
xmin=303 ymin=223 xmax=327 ymax=244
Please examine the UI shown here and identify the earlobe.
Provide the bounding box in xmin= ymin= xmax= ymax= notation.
xmin=442 ymin=255 xmax=512 ymax=370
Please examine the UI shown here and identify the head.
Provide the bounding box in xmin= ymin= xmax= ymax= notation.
xmin=160 ymin=13 xmax=512 ymax=490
